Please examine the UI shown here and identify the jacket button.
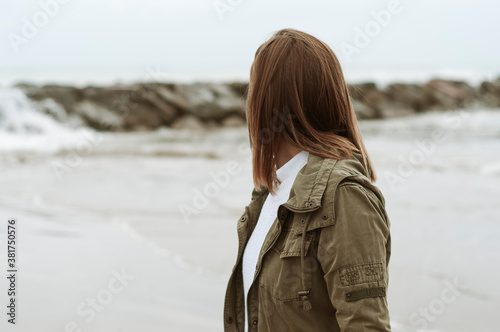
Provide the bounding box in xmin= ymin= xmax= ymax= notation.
xmin=226 ymin=316 xmax=233 ymax=324
xmin=252 ymin=319 xmax=258 ymax=326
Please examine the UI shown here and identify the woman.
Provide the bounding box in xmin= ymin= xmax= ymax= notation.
xmin=224 ymin=29 xmax=391 ymax=331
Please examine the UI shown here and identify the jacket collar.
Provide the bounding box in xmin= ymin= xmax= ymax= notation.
xmin=250 ymin=152 xmax=338 ymax=213
xmin=283 ymin=153 xmax=337 ymax=212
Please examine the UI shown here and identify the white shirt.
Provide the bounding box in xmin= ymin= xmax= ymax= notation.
xmin=241 ymin=150 xmax=309 ymax=331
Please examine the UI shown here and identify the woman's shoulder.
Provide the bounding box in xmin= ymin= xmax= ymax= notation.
xmin=324 ymin=153 xmax=386 ymax=209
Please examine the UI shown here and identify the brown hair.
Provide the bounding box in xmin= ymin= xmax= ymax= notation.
xmin=246 ymin=28 xmax=375 ymax=193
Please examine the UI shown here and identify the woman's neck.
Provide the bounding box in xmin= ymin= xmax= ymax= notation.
xmin=276 ymin=145 xmax=303 ymax=169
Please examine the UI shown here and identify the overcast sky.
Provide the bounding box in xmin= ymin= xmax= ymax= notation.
xmin=0 ymin=0 xmax=498 ymax=85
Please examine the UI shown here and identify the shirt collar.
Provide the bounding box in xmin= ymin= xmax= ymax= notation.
xmin=276 ymin=150 xmax=309 ymax=183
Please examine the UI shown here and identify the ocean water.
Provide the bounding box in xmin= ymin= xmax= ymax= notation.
xmin=0 ymin=88 xmax=93 ymax=154
xmin=0 ymin=87 xmax=499 ymax=331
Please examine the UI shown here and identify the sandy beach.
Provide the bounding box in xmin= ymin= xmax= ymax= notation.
xmin=0 ymin=109 xmax=499 ymax=331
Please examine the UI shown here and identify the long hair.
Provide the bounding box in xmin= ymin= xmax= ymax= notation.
xmin=246 ymin=28 xmax=375 ymax=193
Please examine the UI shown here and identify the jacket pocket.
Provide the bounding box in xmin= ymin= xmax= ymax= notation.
xmin=259 ymin=230 xmax=316 ymax=302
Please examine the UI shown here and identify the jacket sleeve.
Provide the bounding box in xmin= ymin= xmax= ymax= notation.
xmin=316 ymin=180 xmax=391 ymax=331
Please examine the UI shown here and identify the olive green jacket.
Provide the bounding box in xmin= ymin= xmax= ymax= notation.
xmin=223 ymin=152 xmax=391 ymax=331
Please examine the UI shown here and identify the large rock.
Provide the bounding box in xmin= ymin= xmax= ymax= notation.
xmin=229 ymin=82 xmax=249 ymax=99
xmin=20 ymin=84 xmax=82 ymax=113
xmin=221 ymin=114 xmax=246 ymax=127
xmin=424 ymin=80 xmax=476 ymax=110
xmin=73 ymin=100 xmax=124 ymax=130
xmin=140 ymin=88 xmax=178 ymax=124
xmin=171 ymin=114 xmax=205 ymax=130
xmin=174 ymin=83 xmax=244 ymax=121
xmin=384 ymin=83 xmax=431 ymax=112
xmin=349 ymin=83 xmax=391 ymax=118
xmin=155 ymin=85 xmax=189 ymax=111
xmin=477 ymin=80 xmax=500 ymax=108
xmin=351 ymin=99 xmax=377 ymax=119
xmin=80 ymin=85 xmax=175 ymax=131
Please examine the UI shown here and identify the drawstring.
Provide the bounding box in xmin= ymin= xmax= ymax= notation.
xmin=299 ymin=216 xmax=312 ymax=311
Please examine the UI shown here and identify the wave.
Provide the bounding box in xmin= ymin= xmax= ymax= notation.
xmin=360 ymin=109 xmax=500 ymax=140
xmin=0 ymin=87 xmax=93 ymax=153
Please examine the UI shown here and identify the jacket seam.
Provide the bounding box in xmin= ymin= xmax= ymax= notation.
xmin=338 ymin=181 xmax=380 ymax=205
